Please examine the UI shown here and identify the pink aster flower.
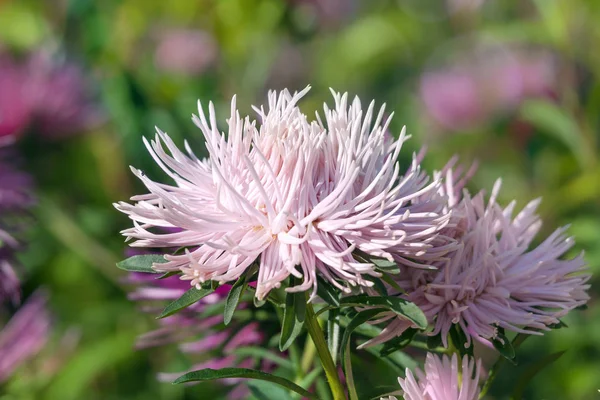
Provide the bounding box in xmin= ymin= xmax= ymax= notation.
xmin=382 ymin=353 xmax=482 ymax=400
xmin=0 ymin=291 xmax=51 ymax=383
xmin=370 ymin=173 xmax=590 ymax=348
xmin=116 ymin=88 xmax=451 ymax=299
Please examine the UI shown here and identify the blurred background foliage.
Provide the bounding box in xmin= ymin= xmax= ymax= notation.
xmin=0 ymin=0 xmax=598 ymax=398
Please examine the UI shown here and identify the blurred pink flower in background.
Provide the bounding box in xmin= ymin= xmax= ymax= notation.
xmin=446 ymin=0 xmax=485 ymax=14
xmin=0 ymin=58 xmax=31 ymax=146
xmin=0 ymin=291 xmax=51 ymax=383
xmin=25 ymin=51 xmax=104 ymax=139
xmin=420 ymin=48 xmax=556 ymax=131
xmin=293 ymin=0 xmax=356 ymax=28
xmin=153 ymin=29 xmax=218 ymax=76
xmin=0 ymin=154 xmax=35 ymax=305
xmin=0 ymin=48 xmax=102 ymax=142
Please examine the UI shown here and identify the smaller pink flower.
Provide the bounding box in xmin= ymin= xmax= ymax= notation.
xmin=382 ymin=353 xmax=482 ymax=400
xmin=154 ymin=29 xmax=218 ymax=76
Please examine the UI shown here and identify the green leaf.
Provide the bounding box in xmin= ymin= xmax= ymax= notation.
xmin=512 ymin=351 xmax=566 ymax=400
xmin=156 ymin=270 xmax=180 ymax=280
xmin=354 ymin=250 xmax=400 ymax=273
xmin=253 ymin=296 xmax=267 ymax=308
xmin=327 ymin=309 xmax=340 ymax=364
xmin=339 ymin=295 xmax=427 ymax=329
xmin=172 ymin=368 xmax=319 ymax=399
xmin=231 ymin=347 xmax=294 ymax=370
xmin=157 ymin=284 xmax=215 ymax=319
xmin=379 ymin=271 xmax=402 ymax=291
xmin=340 ymin=310 xmax=383 ymax=400
xmin=492 ymin=333 xmax=517 ymax=365
xmin=364 ymin=276 xmax=388 ymax=296
xmin=449 ymin=325 xmax=473 ymax=357
xmin=380 ymin=328 xmax=417 ymax=357
xmin=316 ymin=277 xmax=341 ymax=307
xmin=116 ymin=254 xmax=167 ymax=273
xmin=340 ymin=309 xmax=384 ymax=366
xmin=224 ymin=275 xmax=248 ymax=325
xmin=247 ymin=380 xmax=294 ymax=400
xmin=279 ymin=282 xmax=306 ymax=351
xmin=344 ymin=341 xmax=359 ymax=400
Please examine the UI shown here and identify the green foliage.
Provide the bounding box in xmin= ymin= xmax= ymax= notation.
xmin=157 ymin=284 xmax=216 ymax=319
xmin=2 ymin=0 xmax=598 ymax=398
xmin=172 ymin=368 xmax=319 ymax=399
xmin=116 ymin=254 xmax=166 ymax=273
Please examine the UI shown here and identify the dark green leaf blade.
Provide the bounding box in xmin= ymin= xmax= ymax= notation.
xmin=492 ymin=333 xmax=517 ymax=365
xmin=116 ymin=254 xmax=167 ymax=273
xmin=380 ymin=328 xmax=417 ymax=357
xmin=279 ymin=286 xmax=306 ymax=351
xmin=449 ymin=325 xmax=473 ymax=357
xmin=157 ymin=284 xmax=214 ymax=319
xmin=172 ymin=368 xmax=319 ymax=399
xmin=224 ymin=276 xmax=247 ymax=325
xmin=340 ymin=309 xmax=384 ymax=367
xmin=339 ymin=295 xmax=427 ymax=329
xmin=316 ymin=277 xmax=341 ymax=307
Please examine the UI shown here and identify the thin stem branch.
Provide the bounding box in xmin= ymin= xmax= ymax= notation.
xmin=305 ymin=301 xmax=346 ymax=400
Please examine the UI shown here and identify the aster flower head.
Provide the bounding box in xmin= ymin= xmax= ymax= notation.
xmin=382 ymin=353 xmax=482 ymax=400
xmin=372 ymin=175 xmax=590 ymax=348
xmin=116 ymin=87 xmax=451 ymax=300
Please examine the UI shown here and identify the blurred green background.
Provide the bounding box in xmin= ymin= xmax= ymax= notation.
xmin=1 ymin=0 xmax=598 ymax=399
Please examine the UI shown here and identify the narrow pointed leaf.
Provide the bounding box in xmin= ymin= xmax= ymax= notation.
xmin=344 ymin=341 xmax=359 ymax=400
xmin=231 ymin=347 xmax=294 ymax=370
xmin=492 ymin=333 xmax=517 ymax=365
xmin=157 ymin=285 xmax=214 ymax=319
xmin=116 ymin=255 xmax=167 ymax=273
xmin=316 ymin=277 xmax=340 ymax=307
xmin=247 ymin=380 xmax=294 ymax=400
xmin=380 ymin=328 xmax=417 ymax=357
xmin=340 ymin=309 xmax=384 ymax=367
xmin=224 ymin=275 xmax=248 ymax=325
xmin=339 ymin=295 xmax=427 ymax=329
xmin=449 ymin=325 xmax=473 ymax=357
xmin=279 ymin=285 xmax=306 ymax=351
xmin=172 ymin=368 xmax=319 ymax=399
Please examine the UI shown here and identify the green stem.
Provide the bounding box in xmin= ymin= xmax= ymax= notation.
xmin=305 ymin=302 xmax=346 ymax=400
